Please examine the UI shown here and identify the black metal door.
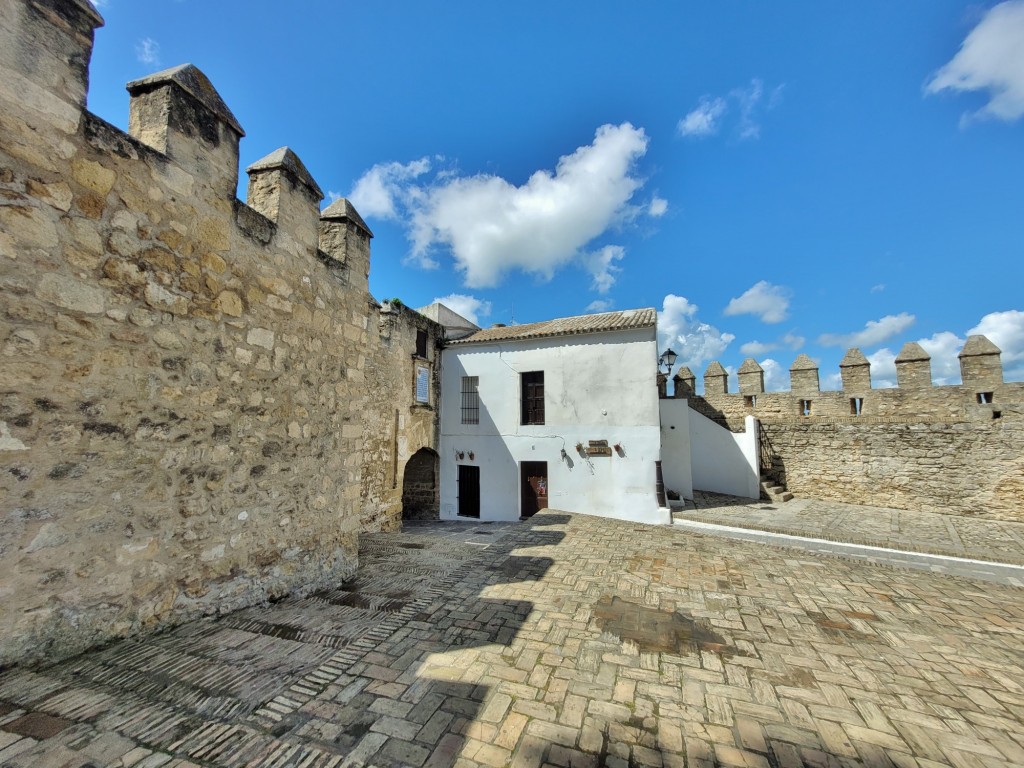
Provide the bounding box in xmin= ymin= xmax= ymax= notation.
xmin=457 ymin=465 xmax=480 ymax=518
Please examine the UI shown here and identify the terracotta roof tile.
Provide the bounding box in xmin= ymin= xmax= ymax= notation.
xmin=448 ymin=307 xmax=656 ymax=345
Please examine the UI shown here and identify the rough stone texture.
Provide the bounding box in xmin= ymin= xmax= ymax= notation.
xmin=703 ymin=361 xmax=728 ymax=395
xmin=959 ymin=334 xmax=1003 ymax=389
xmin=736 ymin=358 xmax=764 ymax=395
xmin=401 ymin=447 xmax=441 ymax=521
xmin=760 ymin=419 xmax=1024 ymax=522
xmin=672 ymin=366 xmax=696 ymax=398
xmin=839 ymin=347 xmax=871 ymax=392
xmin=895 ymin=341 xmax=932 ymax=389
xmin=788 ymin=353 xmax=819 ymax=394
xmin=0 ymin=2 xmax=441 ymax=668
xmin=677 ymin=344 xmax=1023 ymax=521
xmin=360 ymin=301 xmax=441 ymax=533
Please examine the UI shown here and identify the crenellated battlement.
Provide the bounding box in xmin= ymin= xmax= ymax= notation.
xmin=0 ymin=0 xmax=442 ymax=667
xmin=667 ymin=336 xmax=1022 ymax=425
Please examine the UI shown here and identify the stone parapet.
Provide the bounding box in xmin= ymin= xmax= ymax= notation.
xmin=0 ymin=0 xmax=441 ymax=668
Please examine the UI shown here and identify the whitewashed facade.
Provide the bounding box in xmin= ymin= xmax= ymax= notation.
xmin=438 ymin=309 xmax=668 ymax=524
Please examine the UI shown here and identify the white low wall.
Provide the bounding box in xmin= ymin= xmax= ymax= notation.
xmin=658 ymin=401 xmax=693 ymax=501
xmin=660 ymin=402 xmax=759 ymax=500
xmin=690 ymin=411 xmax=760 ymax=499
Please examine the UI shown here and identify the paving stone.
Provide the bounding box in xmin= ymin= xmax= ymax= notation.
xmin=1 ymin=511 xmax=1022 ymax=767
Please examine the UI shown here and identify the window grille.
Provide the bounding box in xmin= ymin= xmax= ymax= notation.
xmin=461 ymin=376 xmax=479 ymax=424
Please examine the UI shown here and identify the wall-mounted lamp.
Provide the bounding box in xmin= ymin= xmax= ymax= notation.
xmin=468 ymin=451 xmax=475 ymax=460
xmin=658 ymin=348 xmax=677 ymax=376
xmin=457 ymin=450 xmax=464 ymax=460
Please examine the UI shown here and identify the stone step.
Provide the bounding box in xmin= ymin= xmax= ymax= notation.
xmin=759 ymin=478 xmax=793 ymax=503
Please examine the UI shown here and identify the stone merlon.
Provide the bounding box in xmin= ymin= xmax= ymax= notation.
xmin=839 ymin=348 xmax=869 ymax=368
xmin=959 ymin=334 xmax=1001 ymax=358
xmin=321 ymin=198 xmax=374 ymax=238
xmin=247 ymin=146 xmax=323 ymax=202
xmin=895 ymin=341 xmax=930 ymax=363
xmin=126 ymin=64 xmax=244 ymax=137
xmin=789 ymin=353 xmax=818 ymax=371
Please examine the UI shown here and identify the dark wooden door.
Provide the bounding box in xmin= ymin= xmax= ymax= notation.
xmin=655 ymin=460 xmax=667 ymax=507
xmin=520 ymin=461 xmax=548 ymax=518
xmin=457 ymin=465 xmax=480 ymax=518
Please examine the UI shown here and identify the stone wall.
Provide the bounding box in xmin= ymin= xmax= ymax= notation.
xmin=400 ymin=448 xmax=441 ymax=521
xmin=759 ymin=416 xmax=1024 ymax=522
xmin=0 ymin=0 xmax=441 ymax=667
xmin=674 ymin=343 xmax=1023 ymax=521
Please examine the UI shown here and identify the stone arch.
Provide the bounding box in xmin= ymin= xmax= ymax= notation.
xmin=402 ymin=447 xmax=439 ymax=521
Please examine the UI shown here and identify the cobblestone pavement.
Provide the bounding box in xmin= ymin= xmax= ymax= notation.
xmin=2 ymin=512 xmax=1023 ymax=767
xmin=676 ymin=491 xmax=1024 ymax=566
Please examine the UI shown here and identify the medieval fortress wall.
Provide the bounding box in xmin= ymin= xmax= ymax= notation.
xmin=0 ymin=0 xmax=440 ymax=667
xmin=672 ymin=344 xmax=1024 ymax=522
xmin=1 ymin=0 xmax=1021 ymax=670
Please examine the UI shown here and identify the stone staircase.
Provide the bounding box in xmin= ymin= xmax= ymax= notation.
xmin=760 ymin=474 xmax=793 ymax=503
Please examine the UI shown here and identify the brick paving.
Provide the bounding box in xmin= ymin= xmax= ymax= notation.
xmin=1 ymin=511 xmax=1023 ymax=767
xmin=676 ymin=491 xmax=1024 ymax=565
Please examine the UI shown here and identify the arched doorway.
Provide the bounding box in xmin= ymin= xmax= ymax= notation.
xmin=402 ymin=447 xmax=439 ymax=521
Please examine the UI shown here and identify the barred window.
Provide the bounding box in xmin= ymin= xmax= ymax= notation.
xmin=461 ymin=376 xmax=479 ymax=424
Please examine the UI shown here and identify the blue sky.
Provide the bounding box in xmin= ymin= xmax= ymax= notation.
xmin=85 ymin=1 xmax=1024 ymax=389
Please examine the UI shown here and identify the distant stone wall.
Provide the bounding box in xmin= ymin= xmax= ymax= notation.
xmin=695 ymin=385 xmax=1024 ymax=430
xmin=0 ymin=0 xmax=440 ymax=667
xmin=759 ymin=417 xmax=1024 ymax=522
xmin=670 ymin=322 xmax=1024 ymax=520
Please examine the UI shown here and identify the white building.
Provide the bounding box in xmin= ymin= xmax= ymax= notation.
xmin=438 ymin=309 xmax=669 ymax=525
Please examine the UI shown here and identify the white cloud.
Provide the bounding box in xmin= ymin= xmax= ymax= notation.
xmin=657 ymin=294 xmax=735 ymax=374
xmin=679 ymin=79 xmax=783 ymax=141
xmin=678 ymin=96 xmax=727 ymax=137
xmin=735 ymin=78 xmax=765 ymax=140
xmin=585 ymin=299 xmax=613 ymax=313
xmin=868 ymin=348 xmax=898 ymax=389
xmin=648 ymin=197 xmax=668 ymax=217
xmin=866 ymin=332 xmax=963 ymax=387
xmin=870 ymin=283 xmax=886 ymax=293
xmin=724 ymin=281 xmax=790 ymax=323
xmin=325 ymin=190 xmax=343 ymax=205
xmin=431 ymin=293 xmax=491 ymax=326
xmin=739 ymin=332 xmax=804 ymax=357
xmin=782 ymin=332 xmax=805 ymax=350
xmin=740 ymin=340 xmax=776 ymax=356
xmin=821 ymin=372 xmax=843 ymax=391
xmin=349 ymin=158 xmax=431 ymax=222
xmin=135 ymin=38 xmax=160 ymax=66
xmin=351 ymin=124 xmax=651 ymax=288
xmin=925 ymin=0 xmax=1024 ymax=124
xmin=582 ymin=245 xmax=625 ymax=294
xmin=851 ymin=312 xmax=1024 ymax=387
xmin=969 ymin=309 xmax=1024 ymax=378
xmin=919 ymin=331 xmax=964 ymax=385
xmin=760 ymin=358 xmax=788 ymax=392
xmin=818 ymin=313 xmax=916 ymax=348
